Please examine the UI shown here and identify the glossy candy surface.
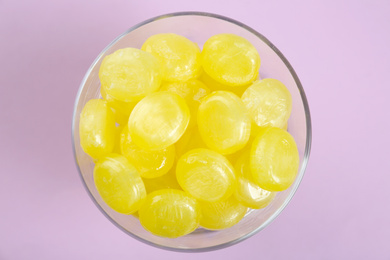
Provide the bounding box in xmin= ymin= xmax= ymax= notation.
xmin=175 ymin=126 xmax=207 ymax=159
xmin=100 ymin=86 xmax=136 ymax=125
xmin=128 ymin=92 xmax=190 ymax=150
xmin=201 ymin=34 xmax=260 ymax=87
xmin=94 ymin=154 xmax=146 ymax=214
xmin=81 ymin=32 xmax=302 ymax=238
xmin=199 ymin=196 xmax=247 ymax=230
xmin=139 ymin=189 xmax=200 ymax=238
xmin=234 ymin=150 xmax=275 ymax=209
xmin=113 ymin=125 xmax=124 ymax=154
xmin=197 ymin=91 xmax=251 ymax=155
xmin=79 ymin=99 xmax=116 ymax=160
xmin=120 ymin=125 xmax=175 ymax=178
xmin=200 ymin=70 xmax=254 ymax=97
xmin=142 ymin=33 xmax=202 ymax=82
xmin=160 ymin=79 xmax=209 ymax=128
xmin=241 ymin=78 xmax=292 ymax=131
xmin=99 ymin=48 xmax=162 ymax=102
xmin=250 ymin=127 xmax=299 ymax=191
xmin=142 ymin=169 xmax=182 ymax=194
xmin=176 ymin=148 xmax=236 ymax=202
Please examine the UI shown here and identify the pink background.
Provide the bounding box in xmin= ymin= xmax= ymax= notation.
xmin=1 ymin=0 xmax=389 ymax=259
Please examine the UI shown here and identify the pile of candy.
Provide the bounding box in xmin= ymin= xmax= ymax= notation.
xmin=79 ymin=33 xmax=299 ymax=238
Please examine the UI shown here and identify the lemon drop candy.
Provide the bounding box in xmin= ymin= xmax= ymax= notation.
xmin=141 ymin=33 xmax=202 ymax=82
xmin=160 ymin=79 xmax=210 ymax=128
xmin=234 ymin=150 xmax=276 ymax=209
xmin=113 ymin=125 xmax=124 ymax=154
xmin=142 ymin=169 xmax=182 ymax=194
xmin=79 ymin=99 xmax=116 ymax=160
xmin=129 ymin=91 xmax=190 ymax=150
xmin=251 ymin=127 xmax=299 ymax=192
xmin=199 ymin=196 xmax=247 ymax=230
xmin=100 ymin=86 xmax=136 ymax=125
xmin=282 ymin=122 xmax=288 ymax=131
xmin=99 ymin=48 xmax=162 ymax=102
xmin=175 ymin=126 xmax=207 ymax=159
xmin=241 ymin=78 xmax=292 ymax=130
xmin=120 ymin=125 xmax=175 ymax=178
xmin=176 ymin=148 xmax=236 ymax=202
xmin=200 ymin=70 xmax=254 ymax=97
xmin=139 ymin=189 xmax=200 ymax=238
xmin=94 ymin=154 xmax=146 ymax=214
xmin=201 ymin=34 xmax=260 ymax=87
xmin=198 ymin=91 xmax=251 ymax=155
xmin=174 ymin=127 xmax=193 ymax=158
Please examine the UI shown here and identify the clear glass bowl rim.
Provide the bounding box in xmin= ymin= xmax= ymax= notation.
xmin=71 ymin=11 xmax=312 ymax=252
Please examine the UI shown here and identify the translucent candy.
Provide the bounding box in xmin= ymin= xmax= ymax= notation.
xmin=142 ymin=169 xmax=182 ymax=194
xmin=176 ymin=148 xmax=236 ymax=202
xmin=200 ymin=70 xmax=254 ymax=97
xmin=234 ymin=150 xmax=276 ymax=209
xmin=94 ymin=154 xmax=146 ymax=214
xmin=86 ymin=33 xmax=301 ymax=236
xmin=175 ymin=127 xmax=192 ymax=158
xmin=128 ymin=92 xmax=190 ymax=150
xmin=132 ymin=173 xmax=182 ymax=218
xmin=100 ymin=85 xmax=136 ymax=116
xmin=224 ymin=137 xmax=253 ymax=166
xmin=99 ymin=48 xmax=162 ymax=102
xmin=79 ymin=99 xmax=116 ymax=160
xmin=197 ymin=91 xmax=251 ymax=155
xmin=199 ymin=196 xmax=247 ymax=230
xmin=175 ymin=126 xmax=207 ymax=159
xmin=141 ymin=33 xmax=202 ymax=82
xmin=100 ymin=86 xmax=136 ymax=125
xmin=250 ymin=127 xmax=299 ymax=191
xmin=120 ymin=125 xmax=175 ymax=178
xmin=113 ymin=125 xmax=124 ymax=154
xmin=201 ymin=34 xmax=260 ymax=87
xmin=139 ymin=189 xmax=201 ymax=238
xmin=241 ymin=79 xmax=292 ymax=131
xmin=160 ymin=79 xmax=210 ymax=128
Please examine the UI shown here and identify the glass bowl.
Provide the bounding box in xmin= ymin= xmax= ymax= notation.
xmin=72 ymin=12 xmax=311 ymax=252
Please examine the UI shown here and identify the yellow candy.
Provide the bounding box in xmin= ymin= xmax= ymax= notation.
xmin=113 ymin=125 xmax=124 ymax=154
xmin=141 ymin=33 xmax=202 ymax=82
xmin=100 ymin=86 xmax=136 ymax=125
xmin=110 ymin=108 xmax=129 ymax=126
xmin=160 ymin=79 xmax=210 ymax=128
xmin=251 ymin=127 xmax=299 ymax=191
xmin=142 ymin=169 xmax=182 ymax=194
xmin=128 ymin=91 xmax=190 ymax=150
xmin=84 ymin=33 xmax=300 ymax=236
xmin=120 ymin=125 xmax=175 ymax=178
xmin=79 ymin=99 xmax=116 ymax=160
xmin=200 ymin=70 xmax=253 ymax=97
xmin=199 ymin=196 xmax=247 ymax=230
xmin=175 ymin=126 xmax=207 ymax=159
xmin=241 ymin=79 xmax=292 ymax=131
xmin=99 ymin=48 xmax=162 ymax=102
xmin=176 ymin=148 xmax=236 ymax=202
xmin=197 ymin=91 xmax=251 ymax=155
xmin=234 ymin=150 xmax=276 ymax=209
xmin=224 ymin=139 xmax=252 ymax=169
xmin=201 ymin=34 xmax=260 ymax=87
xmin=100 ymin=85 xmax=136 ymax=116
xmin=174 ymin=127 xmax=192 ymax=158
xmin=139 ymin=189 xmax=201 ymax=238
xmin=94 ymin=154 xmax=146 ymax=214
